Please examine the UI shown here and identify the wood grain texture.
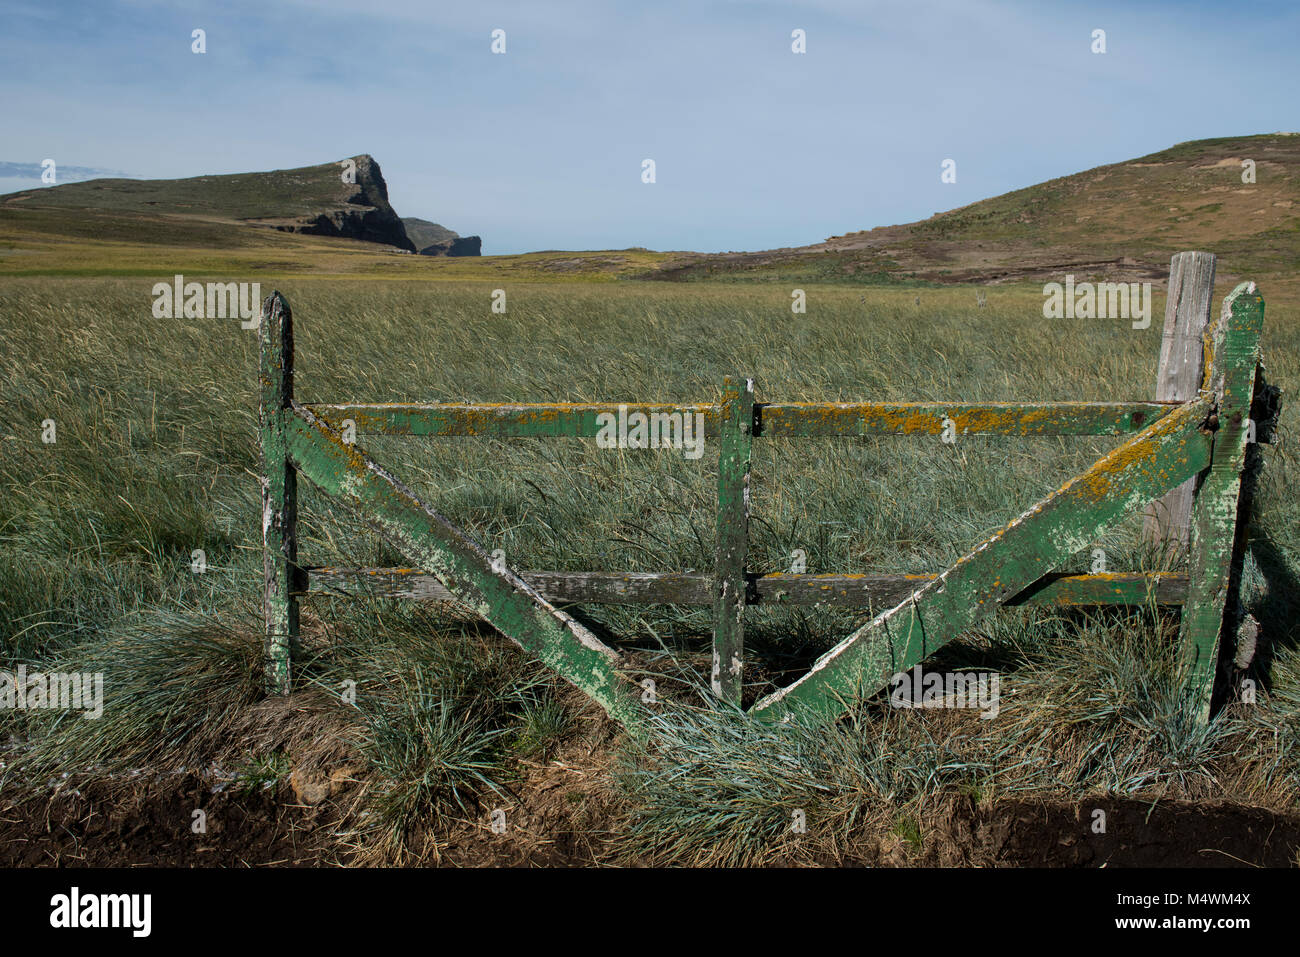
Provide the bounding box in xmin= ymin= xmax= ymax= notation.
xmin=1143 ymin=251 xmax=1216 ymax=551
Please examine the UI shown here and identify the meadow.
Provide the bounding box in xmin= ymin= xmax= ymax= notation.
xmin=2 ymin=276 xmax=1298 ymax=864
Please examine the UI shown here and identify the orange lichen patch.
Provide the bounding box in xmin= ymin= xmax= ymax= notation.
xmin=757 ymin=401 xmax=1176 ymax=436
xmin=1069 ymin=399 xmax=1209 ymax=503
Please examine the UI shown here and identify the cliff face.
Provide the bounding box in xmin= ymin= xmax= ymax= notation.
xmin=0 ymin=153 xmax=419 ymax=252
xmin=402 ymin=217 xmax=483 ymax=256
xmin=0 ymin=154 xmax=502 ymax=257
xmin=401 ymin=217 xmax=458 ymax=249
xmin=280 ymin=155 xmax=415 ymax=251
xmin=417 ymin=235 xmax=482 ymax=257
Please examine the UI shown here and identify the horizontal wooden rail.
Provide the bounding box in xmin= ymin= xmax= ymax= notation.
xmin=302 ymin=400 xmax=1178 ymax=438
xmin=258 ymin=261 xmax=1273 ymax=730
xmin=301 ymin=567 xmax=1188 ymax=607
xmin=305 ymin=402 xmax=719 ymax=437
xmin=756 ymin=401 xmax=1176 ymax=437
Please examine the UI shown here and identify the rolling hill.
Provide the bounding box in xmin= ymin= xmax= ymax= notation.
xmin=0 ymin=135 xmax=1296 ymax=291
xmin=651 ymin=133 xmax=1300 ymax=286
xmin=0 ymin=154 xmax=416 ymax=252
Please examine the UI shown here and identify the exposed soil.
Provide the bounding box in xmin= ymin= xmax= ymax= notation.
xmin=0 ymin=773 xmax=343 ymax=867
xmin=908 ymin=798 xmax=1300 ymax=868
xmin=4 ymin=771 xmax=1297 ymax=868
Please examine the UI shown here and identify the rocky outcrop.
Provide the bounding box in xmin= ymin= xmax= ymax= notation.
xmin=0 ymin=151 xmax=483 ymax=256
xmin=401 ymin=217 xmax=457 ymax=250
xmin=402 ymin=217 xmax=482 ymax=256
xmin=277 ymin=155 xmax=415 ymax=252
xmin=417 ymin=235 xmax=482 ymax=257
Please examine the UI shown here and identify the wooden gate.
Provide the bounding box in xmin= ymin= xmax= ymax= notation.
xmin=259 ymin=252 xmax=1275 ymax=731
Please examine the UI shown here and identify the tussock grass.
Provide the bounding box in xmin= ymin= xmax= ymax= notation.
xmin=16 ymin=608 xmax=263 ymax=776
xmin=615 ymin=609 xmax=1300 ymax=865
xmin=1 ymin=277 xmax=1297 ymax=864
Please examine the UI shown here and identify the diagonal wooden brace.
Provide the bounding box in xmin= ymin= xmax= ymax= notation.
xmin=750 ymin=394 xmax=1215 ymax=725
xmin=280 ymin=401 xmax=642 ymax=729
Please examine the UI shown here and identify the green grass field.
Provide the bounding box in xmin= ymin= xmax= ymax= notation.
xmin=2 ymin=276 xmax=1298 ymax=864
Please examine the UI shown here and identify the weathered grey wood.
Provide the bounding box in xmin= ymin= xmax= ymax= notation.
xmin=1143 ymin=251 xmax=1217 ymax=552
xmin=259 ymin=292 xmax=298 ymax=694
xmin=303 ymin=567 xmax=1189 ymax=608
xmin=713 ymin=375 xmax=754 ymax=703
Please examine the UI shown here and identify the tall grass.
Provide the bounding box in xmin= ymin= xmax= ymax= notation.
xmin=2 ymin=277 xmax=1296 ymax=862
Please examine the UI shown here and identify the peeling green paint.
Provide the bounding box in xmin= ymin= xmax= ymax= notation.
xmin=261 ymin=284 xmax=1265 ymax=731
xmin=308 ymin=402 xmax=719 ymax=438
xmin=281 ymin=402 xmax=643 ymax=729
xmin=749 ymin=395 xmax=1214 ymax=726
xmin=1182 ymin=282 xmax=1265 ymax=721
xmin=259 ymin=292 xmax=297 ymax=694
xmin=306 ymin=400 xmax=1171 ymax=439
xmin=757 ymin=401 xmax=1174 ymax=437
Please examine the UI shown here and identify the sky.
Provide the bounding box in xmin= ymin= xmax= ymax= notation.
xmin=2 ymin=0 xmax=1297 ymax=254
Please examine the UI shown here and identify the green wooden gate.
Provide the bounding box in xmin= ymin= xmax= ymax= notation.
xmin=259 ymin=258 xmax=1275 ymax=732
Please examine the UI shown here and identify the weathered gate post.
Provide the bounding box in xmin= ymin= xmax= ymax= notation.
xmin=713 ymin=375 xmax=754 ymax=704
xmin=259 ymin=292 xmax=299 ymax=694
xmin=1181 ymin=282 xmax=1265 ymax=722
xmin=1143 ymin=251 xmax=1217 ymax=553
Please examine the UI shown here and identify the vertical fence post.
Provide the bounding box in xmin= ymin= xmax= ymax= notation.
xmin=713 ymin=375 xmax=754 ymax=705
xmin=259 ymin=291 xmax=298 ymax=694
xmin=1181 ymin=282 xmax=1264 ymax=722
xmin=1142 ymin=251 xmax=1217 ymax=553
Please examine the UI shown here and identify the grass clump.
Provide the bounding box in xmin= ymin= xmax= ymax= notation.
xmin=16 ymin=607 xmax=263 ymax=778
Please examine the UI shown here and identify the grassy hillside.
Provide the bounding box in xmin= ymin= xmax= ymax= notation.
xmin=0 ymin=153 xmax=416 ymax=254
xmin=654 ymin=133 xmax=1300 ymax=286
xmin=3 ymin=134 xmax=1297 ymax=300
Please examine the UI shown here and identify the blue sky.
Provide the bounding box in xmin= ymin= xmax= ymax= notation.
xmin=2 ymin=0 xmax=1297 ymax=254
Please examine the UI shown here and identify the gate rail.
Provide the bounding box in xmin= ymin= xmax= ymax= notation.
xmin=259 ymin=251 xmax=1275 ymax=730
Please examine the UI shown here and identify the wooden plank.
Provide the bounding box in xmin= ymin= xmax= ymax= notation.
xmin=280 ymin=402 xmax=642 ymax=729
xmin=750 ymin=395 xmax=1215 ymax=725
xmin=306 ymin=402 xmax=719 ymax=438
xmin=1181 ymin=282 xmax=1265 ymax=722
xmin=756 ymin=401 xmax=1175 ymax=437
xmin=303 ymin=567 xmax=1189 ymax=608
xmin=1143 ymin=251 xmax=1217 ymax=551
xmin=305 ymin=400 xmax=1173 ymax=439
xmin=712 ymin=375 xmax=754 ymax=704
xmin=259 ymin=291 xmax=298 ymax=695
